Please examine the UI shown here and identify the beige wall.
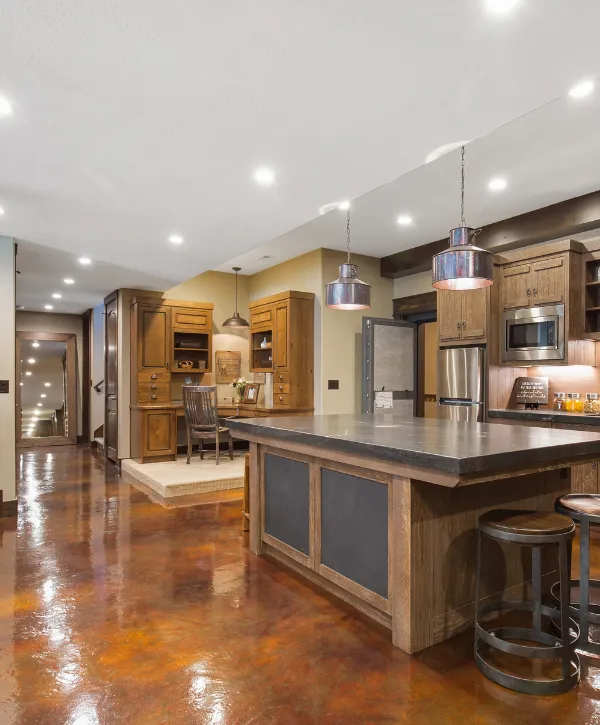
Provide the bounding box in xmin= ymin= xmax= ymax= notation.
xmin=16 ymin=310 xmax=84 ymax=437
xmin=164 ymin=271 xmax=252 ymax=402
xmin=0 ymin=237 xmax=16 ymax=503
xmin=393 ymin=270 xmax=432 ymax=298
xmin=321 ymin=249 xmax=394 ymax=414
xmin=250 ymin=250 xmax=324 ymax=412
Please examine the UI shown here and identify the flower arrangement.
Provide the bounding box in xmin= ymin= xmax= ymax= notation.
xmin=231 ymin=377 xmax=247 ymax=400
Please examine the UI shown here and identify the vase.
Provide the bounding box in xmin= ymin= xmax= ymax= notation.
xmin=235 ymin=395 xmax=243 ymax=404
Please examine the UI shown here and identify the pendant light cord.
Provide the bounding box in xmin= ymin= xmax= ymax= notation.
xmin=346 ymin=210 xmax=351 ymax=264
xmin=234 ymin=269 xmax=238 ymax=314
xmin=460 ymin=145 xmax=466 ymax=228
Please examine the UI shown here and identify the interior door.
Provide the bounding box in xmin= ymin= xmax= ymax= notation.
xmin=362 ymin=318 xmax=417 ymax=415
xmin=531 ymin=256 xmax=565 ymax=305
xmin=104 ymin=292 xmax=118 ymax=462
xmin=501 ymin=263 xmax=531 ymax=310
xmin=437 ymin=290 xmax=463 ymax=342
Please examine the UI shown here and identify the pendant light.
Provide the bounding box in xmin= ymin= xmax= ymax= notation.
xmin=222 ymin=267 xmax=249 ymax=328
xmin=432 ymin=146 xmax=493 ymax=291
xmin=325 ymin=207 xmax=371 ymax=310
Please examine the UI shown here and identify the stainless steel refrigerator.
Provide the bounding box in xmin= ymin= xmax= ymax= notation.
xmin=437 ymin=347 xmax=485 ymax=423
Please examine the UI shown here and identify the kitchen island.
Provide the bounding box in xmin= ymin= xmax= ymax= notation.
xmin=228 ymin=414 xmax=600 ymax=654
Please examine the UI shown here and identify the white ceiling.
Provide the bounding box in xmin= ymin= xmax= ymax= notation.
xmin=2 ymin=1 xmax=600 ymax=308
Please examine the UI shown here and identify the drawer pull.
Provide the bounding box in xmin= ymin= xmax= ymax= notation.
xmin=151 ymin=374 xmax=158 ymax=380
xmin=278 ymin=375 xmax=284 ymax=381
xmin=279 ymin=396 xmax=284 ymax=402
xmin=279 ymin=385 xmax=284 ymax=391
xmin=151 ymin=384 xmax=157 ymax=390
xmin=151 ymin=395 xmax=157 ymax=400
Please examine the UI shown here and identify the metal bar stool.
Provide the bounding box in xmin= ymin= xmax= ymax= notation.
xmin=475 ymin=509 xmax=580 ymax=694
xmin=554 ymin=494 xmax=600 ymax=655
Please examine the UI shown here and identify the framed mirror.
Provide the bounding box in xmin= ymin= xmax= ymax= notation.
xmin=16 ymin=332 xmax=78 ymax=447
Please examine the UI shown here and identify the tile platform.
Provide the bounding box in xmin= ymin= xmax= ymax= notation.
xmin=121 ymin=453 xmax=245 ymax=498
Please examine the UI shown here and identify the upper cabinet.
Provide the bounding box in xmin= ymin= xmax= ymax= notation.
xmin=501 ymin=256 xmax=565 ymax=311
xmin=249 ymin=291 xmax=314 ymax=409
xmin=438 ymin=288 xmax=488 ymax=346
xmin=136 ymin=304 xmax=171 ymax=373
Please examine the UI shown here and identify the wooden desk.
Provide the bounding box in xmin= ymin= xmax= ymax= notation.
xmin=130 ymin=402 xmax=313 ymax=463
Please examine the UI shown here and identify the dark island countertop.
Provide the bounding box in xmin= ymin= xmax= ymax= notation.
xmin=228 ymin=413 xmax=600 ymax=477
xmin=488 ymin=409 xmax=600 ymax=426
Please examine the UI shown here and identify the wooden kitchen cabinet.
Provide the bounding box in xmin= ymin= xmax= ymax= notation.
xmin=135 ymin=304 xmax=171 ymax=373
xmin=500 ymin=255 xmax=566 ymax=311
xmin=248 ymin=291 xmax=314 ymax=409
xmin=438 ymin=288 xmax=488 ymax=346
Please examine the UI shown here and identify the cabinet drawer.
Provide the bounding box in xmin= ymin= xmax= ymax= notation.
xmin=171 ymin=307 xmax=211 ymax=331
xmin=138 ymin=371 xmax=170 ymax=385
xmin=274 ymin=393 xmax=291 ymax=407
xmin=273 ymin=371 xmax=290 ymax=383
xmin=137 ymin=382 xmax=170 ymax=403
xmin=274 ymin=382 xmax=290 ymax=395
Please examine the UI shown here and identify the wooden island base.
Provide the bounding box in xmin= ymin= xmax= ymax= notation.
xmin=244 ymin=437 xmax=571 ymax=654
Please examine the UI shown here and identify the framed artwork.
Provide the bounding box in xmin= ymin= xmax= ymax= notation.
xmin=215 ymin=350 xmax=242 ymax=384
xmin=243 ymin=383 xmax=261 ymax=404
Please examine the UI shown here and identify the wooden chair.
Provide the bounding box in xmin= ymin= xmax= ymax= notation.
xmin=182 ymin=385 xmax=234 ymax=465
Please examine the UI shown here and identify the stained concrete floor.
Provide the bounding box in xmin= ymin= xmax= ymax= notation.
xmin=1 ymin=445 xmax=600 ymax=724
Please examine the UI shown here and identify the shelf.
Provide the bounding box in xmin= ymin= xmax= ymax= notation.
xmin=586 ymin=307 xmax=600 ymax=312
xmin=253 ymin=346 xmax=272 ymax=351
xmin=251 ymin=367 xmax=273 ymax=373
xmin=174 ymin=347 xmax=209 ymax=352
xmin=586 ymin=281 xmax=600 ymax=287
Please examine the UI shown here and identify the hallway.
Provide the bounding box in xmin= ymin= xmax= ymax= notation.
xmin=1 ymin=447 xmax=600 ymax=724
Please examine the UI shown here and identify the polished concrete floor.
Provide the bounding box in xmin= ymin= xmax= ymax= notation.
xmin=2 ymin=447 xmax=600 ymax=724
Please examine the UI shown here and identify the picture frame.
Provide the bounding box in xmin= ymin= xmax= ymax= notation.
xmin=243 ymin=382 xmax=261 ymax=404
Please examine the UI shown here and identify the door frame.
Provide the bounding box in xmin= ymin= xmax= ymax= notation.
xmin=361 ymin=317 xmax=417 ymax=415
xmin=104 ymin=290 xmax=118 ymax=462
xmin=16 ymin=332 xmax=78 ymax=447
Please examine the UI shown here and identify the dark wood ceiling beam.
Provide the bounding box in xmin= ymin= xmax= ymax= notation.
xmin=380 ymin=190 xmax=600 ymax=279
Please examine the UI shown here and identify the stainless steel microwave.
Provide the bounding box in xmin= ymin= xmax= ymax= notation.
xmin=501 ymin=304 xmax=565 ymax=363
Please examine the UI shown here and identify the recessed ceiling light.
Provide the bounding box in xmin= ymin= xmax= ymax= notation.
xmin=19 ymin=382 xmax=23 ymax=386
xmin=253 ymin=167 xmax=275 ymax=187
xmin=52 ymin=293 xmax=62 ymax=299
xmin=569 ymin=80 xmax=594 ymax=99
xmin=25 ymin=371 xmax=32 ymax=376
xmin=397 ymin=215 xmax=413 ymax=226
xmin=27 ymin=358 xmax=36 ymax=364
xmin=40 ymin=394 xmax=46 ymax=398
xmin=168 ymin=234 xmax=184 ymax=245
xmin=37 ymin=403 xmax=42 ymax=407
xmin=488 ymin=177 xmax=508 ymax=191
xmin=0 ymin=95 xmax=13 ymax=118
xmin=32 ymin=342 xmax=39 ymax=348
xmin=0 ymin=207 xmax=4 ymax=216
xmin=63 ymin=278 xmax=74 ymax=285
xmin=78 ymin=257 xmax=92 ymax=265
xmin=486 ymin=0 xmax=519 ymax=14
xmin=44 ymin=305 xmax=54 ymax=310
xmin=44 ymin=382 xmax=51 ymax=387
xmin=338 ymin=201 xmax=351 ymax=211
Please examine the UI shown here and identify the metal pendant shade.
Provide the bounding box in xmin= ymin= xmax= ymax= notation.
xmin=222 ymin=267 xmax=249 ymax=328
xmin=325 ymin=209 xmax=371 ymax=310
xmin=432 ymin=146 xmax=494 ymax=291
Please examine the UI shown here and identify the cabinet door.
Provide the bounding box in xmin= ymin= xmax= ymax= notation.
xmin=501 ymin=263 xmax=531 ymax=310
xmin=250 ymin=305 xmax=274 ymax=330
xmin=437 ymin=290 xmax=463 ymax=343
xmin=138 ymin=306 xmax=170 ymax=372
xmin=273 ymin=302 xmax=289 ymax=369
xmin=143 ymin=410 xmax=176 ymax=458
xmin=461 ymin=288 xmax=487 ymax=341
xmin=530 ymin=256 xmax=565 ymax=306
xmin=171 ymin=307 xmax=211 ymax=332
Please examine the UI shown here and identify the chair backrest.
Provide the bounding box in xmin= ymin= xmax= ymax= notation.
xmin=182 ymin=386 xmax=219 ymax=430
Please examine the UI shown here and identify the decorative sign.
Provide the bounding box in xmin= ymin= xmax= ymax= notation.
xmin=215 ymin=350 xmax=242 ymax=384
xmin=515 ymin=377 xmax=549 ymax=405
xmin=375 ymin=391 xmax=394 ymax=409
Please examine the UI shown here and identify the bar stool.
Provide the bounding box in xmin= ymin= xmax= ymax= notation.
xmin=554 ymin=494 xmax=600 ymax=655
xmin=475 ymin=509 xmax=580 ymax=694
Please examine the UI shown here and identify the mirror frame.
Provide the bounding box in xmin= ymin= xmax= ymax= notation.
xmin=16 ymin=331 xmax=78 ymax=447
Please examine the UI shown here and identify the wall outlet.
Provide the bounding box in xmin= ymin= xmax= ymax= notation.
xmin=328 ymin=380 xmax=339 ymax=390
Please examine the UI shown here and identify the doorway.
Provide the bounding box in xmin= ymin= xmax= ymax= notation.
xmin=16 ymin=332 xmax=78 ymax=446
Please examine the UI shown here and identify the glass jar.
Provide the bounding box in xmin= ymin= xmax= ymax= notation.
xmin=585 ymin=393 xmax=600 ymax=415
xmin=553 ymin=392 xmax=567 ymax=411
xmin=567 ymin=393 xmax=583 ymax=413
